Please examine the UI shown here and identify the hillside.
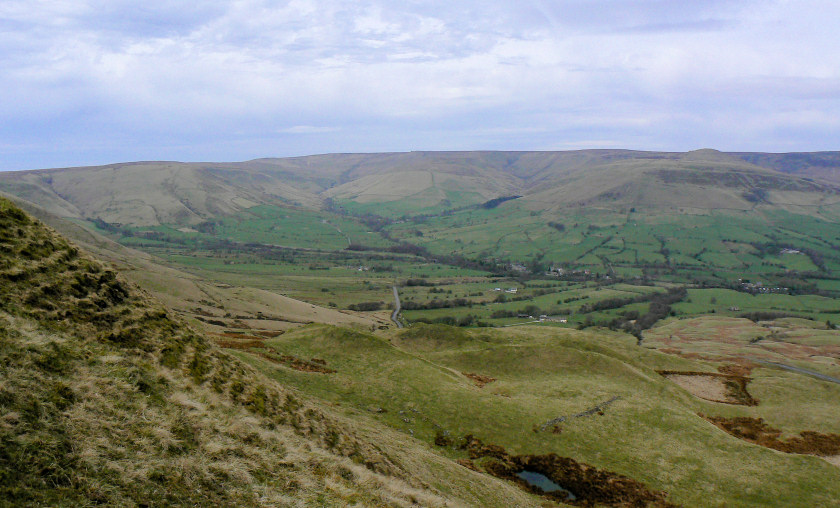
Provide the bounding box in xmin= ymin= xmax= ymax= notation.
xmin=5 ymin=149 xmax=840 ymax=304
xmin=518 ymin=149 xmax=839 ymax=212
xmin=0 ymin=197 xmax=537 ymax=507
xmin=2 ymin=193 xmax=391 ymax=337
xmin=2 ymin=149 xmax=838 ymax=228
xmin=4 ymin=197 xmax=839 ymax=507
xmin=729 ymin=151 xmax=840 ymax=184
xmin=0 ymin=161 xmax=322 ymax=226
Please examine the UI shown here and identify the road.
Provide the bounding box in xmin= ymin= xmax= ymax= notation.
xmin=391 ymin=285 xmax=403 ymax=328
xmin=751 ymin=358 xmax=840 ymax=385
xmin=500 ymin=320 xmax=541 ymax=327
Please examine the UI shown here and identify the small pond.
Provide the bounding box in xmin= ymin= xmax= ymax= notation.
xmin=515 ymin=470 xmax=577 ymax=500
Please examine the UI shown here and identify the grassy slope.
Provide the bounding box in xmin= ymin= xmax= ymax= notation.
xmin=234 ymin=323 xmax=840 ymax=508
xmin=0 ymin=162 xmax=323 ymax=227
xmin=730 ymin=151 xmax=840 ymax=184
xmin=3 ymin=149 xmax=837 ymax=228
xmin=0 ymin=197 xmax=538 ymax=507
xmin=3 ymin=193 xmax=391 ymax=336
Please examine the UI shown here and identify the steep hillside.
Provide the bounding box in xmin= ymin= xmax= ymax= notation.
xmin=324 ymin=169 xmax=518 ymax=214
xmin=4 ymin=149 xmax=837 ymax=228
xmin=522 ymin=149 xmax=840 ymax=212
xmin=0 ymin=197 xmax=536 ymax=507
xmin=729 ymin=151 xmax=840 ymax=184
xmin=0 ymin=162 xmax=322 ymax=227
xmin=1 ymin=193 xmax=389 ymax=336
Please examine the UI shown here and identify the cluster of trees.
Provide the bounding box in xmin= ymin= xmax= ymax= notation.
xmin=347 ymin=301 xmax=384 ymax=311
xmin=559 ymin=295 xmax=586 ymax=304
xmin=195 ymin=220 xmax=220 ymax=234
xmin=404 ymin=278 xmax=435 ymax=286
xmin=493 ymin=293 xmax=531 ymax=303
xmin=576 ymin=286 xmax=686 ymax=315
xmin=92 ymin=218 xmax=186 ymax=244
xmin=579 ymin=287 xmax=688 ymax=340
xmin=347 ymin=241 xmax=429 ymax=257
xmin=548 ymin=221 xmax=565 ymax=232
xmin=347 ymin=239 xmax=505 ymax=275
xmin=742 ymin=188 xmax=769 ymax=203
xmin=577 ymin=295 xmax=638 ymax=313
xmin=634 ymin=287 xmax=686 ymax=329
xmin=481 ymin=195 xmax=520 ymax=209
xmin=489 ymin=304 xmax=556 ymax=319
xmin=739 ymin=311 xmax=809 ymax=322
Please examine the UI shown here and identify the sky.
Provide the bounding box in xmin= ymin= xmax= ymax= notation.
xmin=1 ymin=0 xmax=839 ymax=170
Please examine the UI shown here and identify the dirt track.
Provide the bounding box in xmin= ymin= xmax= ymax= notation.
xmin=749 ymin=358 xmax=840 ymax=385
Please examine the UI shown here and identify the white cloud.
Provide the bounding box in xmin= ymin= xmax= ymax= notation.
xmin=0 ymin=0 xmax=839 ymax=169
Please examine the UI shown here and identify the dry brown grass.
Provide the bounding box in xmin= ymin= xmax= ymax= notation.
xmin=703 ymin=415 xmax=840 ymax=457
xmin=657 ymin=370 xmax=758 ymax=406
xmin=0 ymin=198 xmax=540 ymax=507
xmin=462 ymin=372 xmax=497 ymax=388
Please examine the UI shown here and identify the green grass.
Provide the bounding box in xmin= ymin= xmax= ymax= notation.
xmin=236 ymin=323 xmax=840 ymax=508
xmin=335 ymin=188 xmax=485 ymax=218
xmin=6 ymin=154 xmax=840 ymax=506
xmin=212 ymin=205 xmax=391 ymax=249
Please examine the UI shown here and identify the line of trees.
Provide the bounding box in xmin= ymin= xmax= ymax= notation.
xmin=579 ymin=287 xmax=688 ymax=340
xmin=401 ymin=298 xmax=471 ymax=311
xmin=347 ymin=301 xmax=384 ymax=311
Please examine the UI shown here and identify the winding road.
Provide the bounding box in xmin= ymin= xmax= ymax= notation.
xmin=391 ymin=285 xmax=403 ymax=328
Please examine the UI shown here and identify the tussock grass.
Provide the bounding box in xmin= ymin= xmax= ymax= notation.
xmin=0 ymin=198 xmax=536 ymax=507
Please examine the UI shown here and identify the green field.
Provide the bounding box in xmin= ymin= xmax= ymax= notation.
xmin=75 ymin=195 xmax=840 ymax=333
xmin=383 ymin=206 xmax=840 ymax=288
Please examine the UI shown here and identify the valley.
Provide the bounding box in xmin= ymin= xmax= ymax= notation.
xmin=2 ymin=149 xmax=840 ymax=507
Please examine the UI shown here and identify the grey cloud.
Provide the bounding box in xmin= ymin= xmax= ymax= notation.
xmin=0 ymin=0 xmax=838 ymax=170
